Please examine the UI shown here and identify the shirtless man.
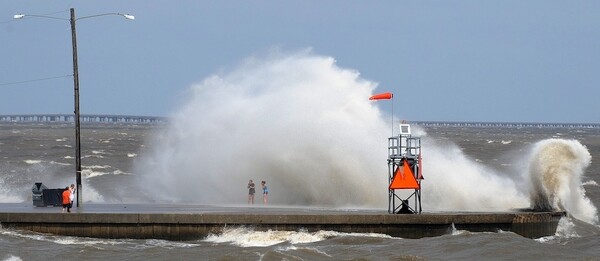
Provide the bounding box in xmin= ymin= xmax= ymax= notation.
xmin=247 ymin=180 xmax=255 ymax=204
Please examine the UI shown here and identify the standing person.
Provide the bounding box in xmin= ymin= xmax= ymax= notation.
xmin=247 ymin=180 xmax=255 ymax=204
xmin=261 ymin=180 xmax=269 ymax=205
xmin=69 ymin=184 xmax=76 ymax=210
xmin=62 ymin=186 xmax=71 ymax=213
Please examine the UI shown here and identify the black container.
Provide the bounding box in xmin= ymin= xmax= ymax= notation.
xmin=42 ymin=188 xmax=65 ymax=207
xmin=32 ymin=182 xmax=48 ymax=207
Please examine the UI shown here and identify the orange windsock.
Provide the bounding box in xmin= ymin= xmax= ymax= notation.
xmin=369 ymin=92 xmax=393 ymax=100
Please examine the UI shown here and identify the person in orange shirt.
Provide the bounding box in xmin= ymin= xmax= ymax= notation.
xmin=62 ymin=186 xmax=71 ymax=213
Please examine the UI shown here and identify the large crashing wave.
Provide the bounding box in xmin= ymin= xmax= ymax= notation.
xmin=527 ymin=139 xmax=597 ymax=224
xmin=136 ymin=50 xmax=390 ymax=207
xmin=135 ymin=51 xmax=598 ymax=224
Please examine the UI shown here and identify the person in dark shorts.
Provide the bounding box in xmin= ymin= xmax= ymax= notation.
xmin=62 ymin=186 xmax=71 ymax=213
xmin=248 ymin=180 xmax=255 ymax=204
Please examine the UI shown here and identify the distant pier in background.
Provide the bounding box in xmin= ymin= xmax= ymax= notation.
xmin=414 ymin=121 xmax=600 ymax=128
xmin=0 ymin=114 xmax=598 ymax=128
xmin=0 ymin=114 xmax=166 ymax=124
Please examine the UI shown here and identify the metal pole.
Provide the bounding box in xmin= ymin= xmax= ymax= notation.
xmin=70 ymin=8 xmax=82 ymax=207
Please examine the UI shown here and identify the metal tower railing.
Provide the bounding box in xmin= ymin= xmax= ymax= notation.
xmin=388 ymin=124 xmax=423 ymax=214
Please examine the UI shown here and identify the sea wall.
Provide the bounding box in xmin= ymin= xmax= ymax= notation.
xmin=0 ymin=211 xmax=564 ymax=240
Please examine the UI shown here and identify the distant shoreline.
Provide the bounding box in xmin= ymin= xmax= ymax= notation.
xmin=0 ymin=114 xmax=167 ymax=124
xmin=1 ymin=114 xmax=598 ymax=128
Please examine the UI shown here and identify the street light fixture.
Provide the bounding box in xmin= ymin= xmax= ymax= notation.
xmin=14 ymin=8 xmax=134 ymax=207
xmin=14 ymin=12 xmax=134 ymax=21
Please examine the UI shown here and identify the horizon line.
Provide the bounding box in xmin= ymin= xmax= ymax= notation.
xmin=0 ymin=113 xmax=598 ymax=126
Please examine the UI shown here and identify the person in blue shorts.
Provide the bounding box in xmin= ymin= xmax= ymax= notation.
xmin=261 ymin=180 xmax=268 ymax=205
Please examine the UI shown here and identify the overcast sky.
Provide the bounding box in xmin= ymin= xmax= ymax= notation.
xmin=1 ymin=1 xmax=599 ymax=123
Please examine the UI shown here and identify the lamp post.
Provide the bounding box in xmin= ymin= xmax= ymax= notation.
xmin=14 ymin=8 xmax=134 ymax=207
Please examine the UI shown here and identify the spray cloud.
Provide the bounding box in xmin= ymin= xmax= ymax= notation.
xmin=136 ymin=50 xmax=389 ymax=207
xmin=135 ymin=50 xmax=598 ymax=224
xmin=416 ymin=132 xmax=529 ymax=211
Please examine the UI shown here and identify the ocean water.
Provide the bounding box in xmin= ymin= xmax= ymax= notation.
xmin=0 ymin=123 xmax=599 ymax=260
xmin=1 ymin=53 xmax=599 ymax=260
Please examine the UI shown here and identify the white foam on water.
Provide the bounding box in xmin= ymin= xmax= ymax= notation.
xmin=448 ymin=223 xmax=471 ymax=236
xmin=23 ymin=160 xmax=42 ymax=165
xmin=82 ymin=169 xmax=109 ymax=178
xmin=50 ymin=161 xmax=71 ymax=166
xmin=449 ymin=223 xmax=459 ymax=235
xmin=112 ymin=170 xmax=132 ymax=175
xmin=536 ymin=217 xmax=579 ymax=243
xmin=83 ymin=155 xmax=104 ymax=159
xmin=1 ymin=228 xmax=195 ymax=250
xmin=82 ymin=169 xmax=131 ymax=178
xmin=554 ymin=217 xmax=579 ymax=239
xmin=203 ymin=227 xmax=391 ymax=247
xmin=1 ymin=255 xmax=22 ymax=261
xmin=143 ymin=239 xmax=198 ymax=249
xmin=84 ymin=165 xmax=112 ymax=169
xmin=127 ymin=153 xmax=137 ymax=158
xmin=275 ymin=245 xmax=332 ymax=257
xmin=0 ymin=228 xmax=125 ymax=248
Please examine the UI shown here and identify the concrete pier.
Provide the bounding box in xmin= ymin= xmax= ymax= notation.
xmin=0 ymin=203 xmax=564 ymax=240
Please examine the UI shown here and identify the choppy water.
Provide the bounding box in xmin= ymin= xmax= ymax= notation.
xmin=1 ymin=122 xmax=599 ymax=260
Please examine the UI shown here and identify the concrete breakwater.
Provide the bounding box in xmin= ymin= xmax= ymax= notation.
xmin=0 ymin=204 xmax=564 ymax=240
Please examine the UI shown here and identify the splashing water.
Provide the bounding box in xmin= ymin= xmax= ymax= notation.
xmin=416 ymin=131 xmax=597 ymax=223
xmin=204 ymin=227 xmax=390 ymax=247
xmin=527 ymin=139 xmax=597 ymax=224
xmin=136 ymin=51 xmax=389 ymax=207
xmin=135 ymin=51 xmax=598 ymax=223
xmin=417 ymin=132 xmax=529 ymax=211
